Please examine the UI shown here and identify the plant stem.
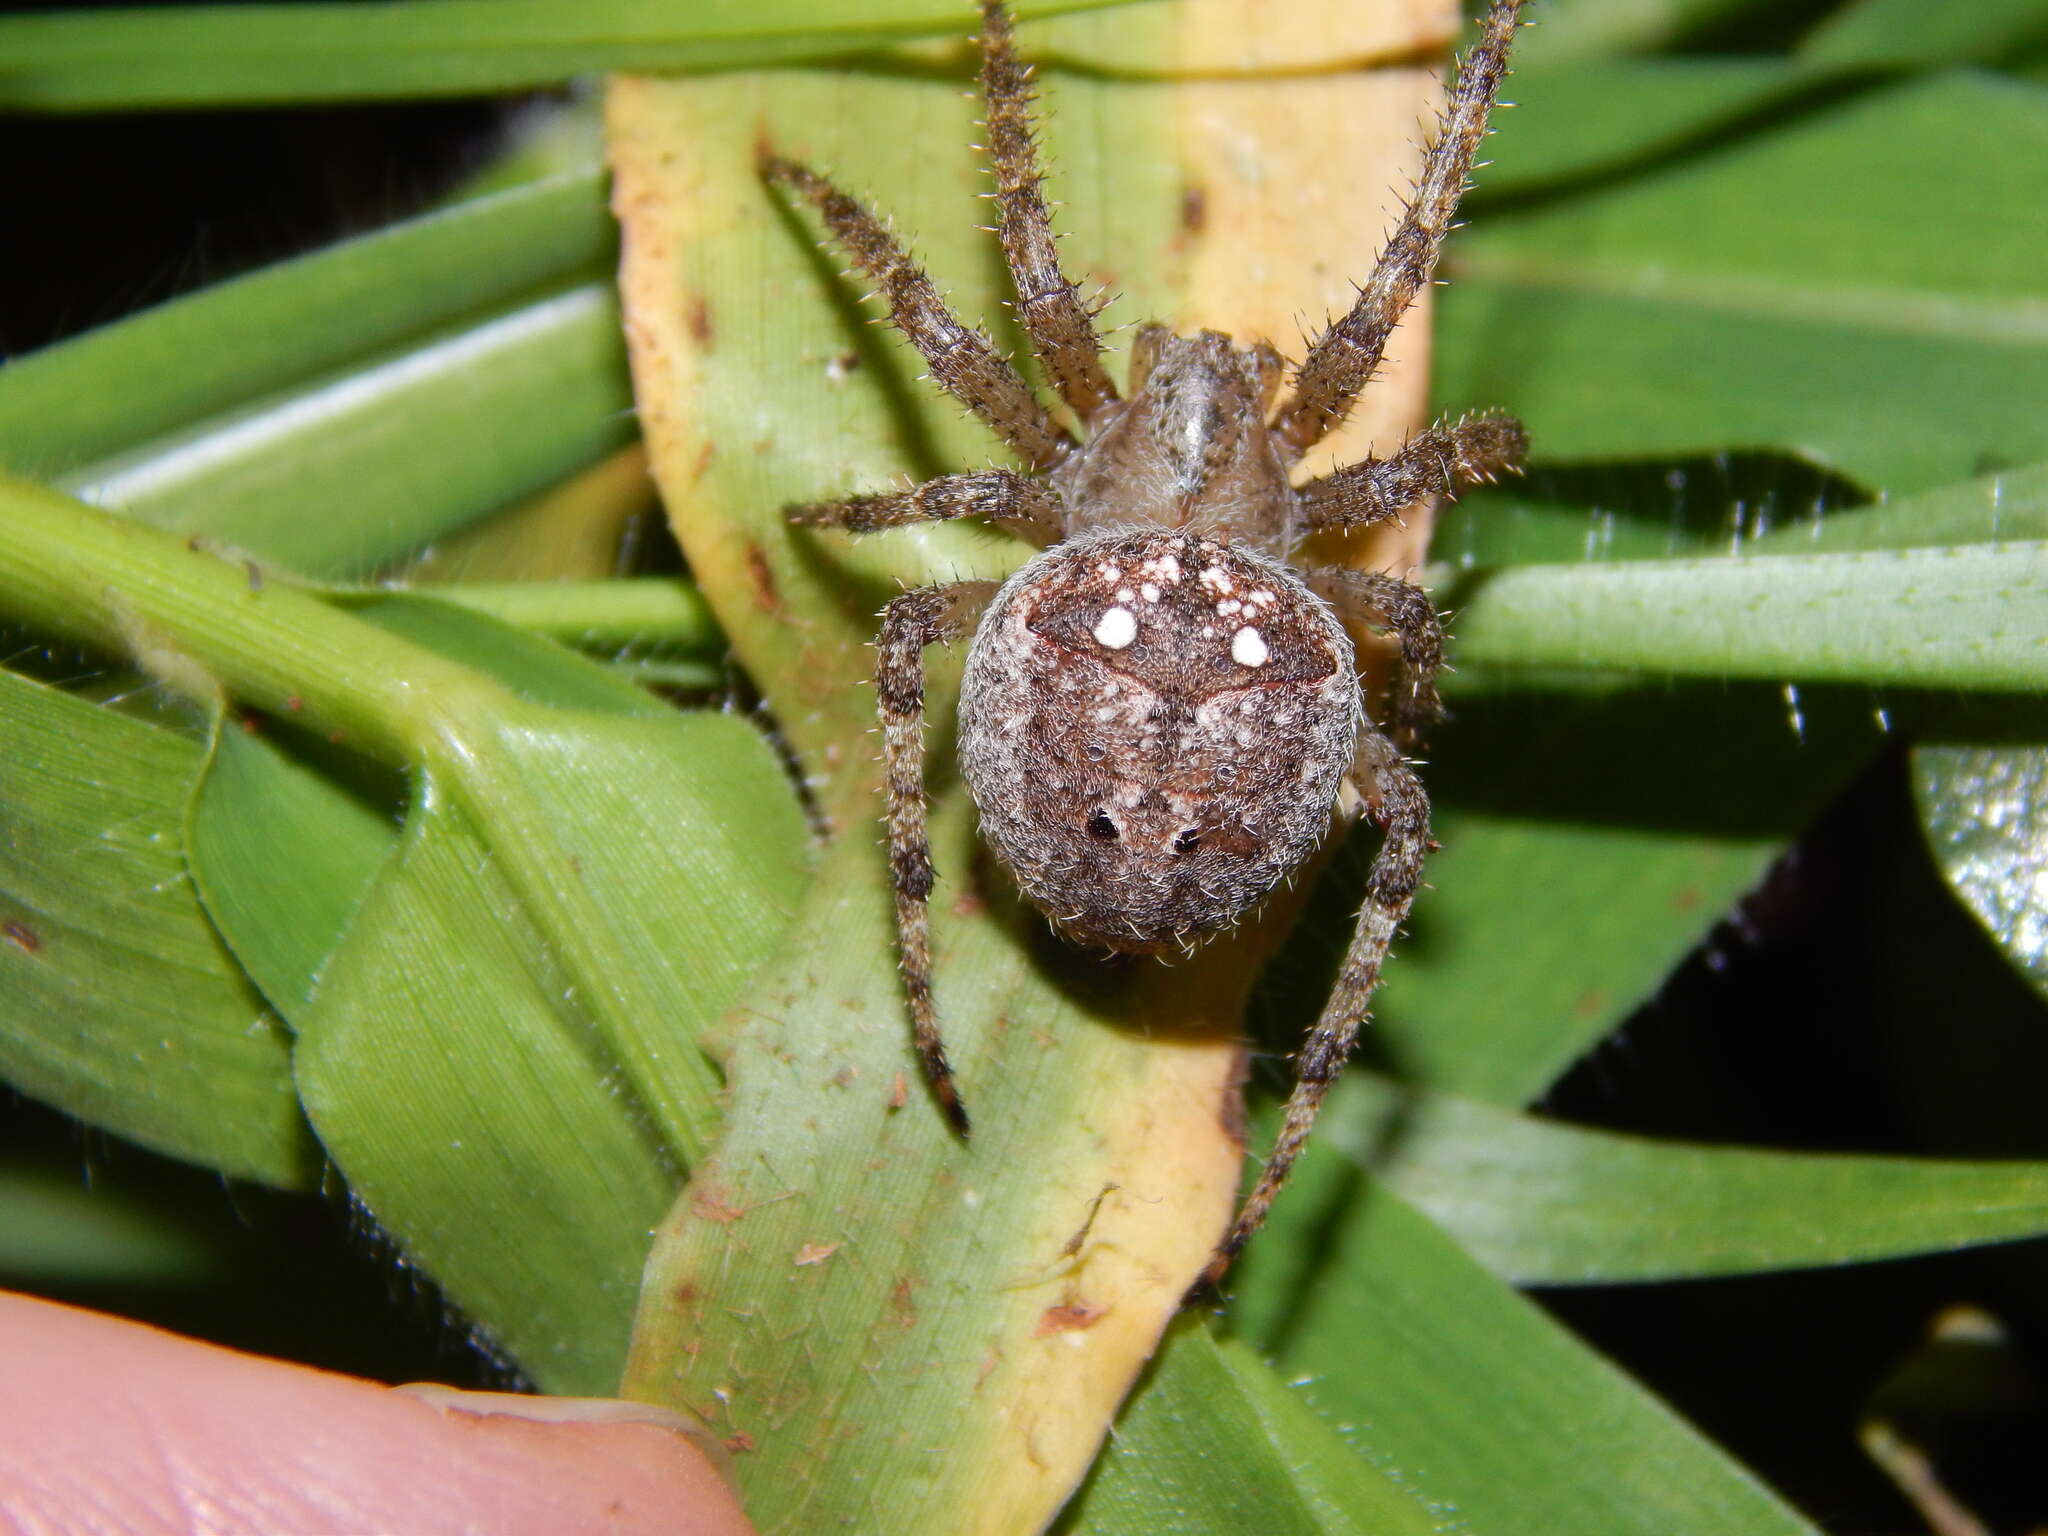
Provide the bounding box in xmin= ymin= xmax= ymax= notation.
xmin=420 ymin=577 xmax=721 ymax=655
xmin=0 ymin=473 xmax=511 ymax=761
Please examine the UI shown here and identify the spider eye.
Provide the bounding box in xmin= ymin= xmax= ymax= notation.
xmin=1087 ymin=810 xmax=1120 ymax=841
xmin=1173 ymin=828 xmax=1201 ymax=855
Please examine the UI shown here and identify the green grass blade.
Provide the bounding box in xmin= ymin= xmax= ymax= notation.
xmin=0 ymin=172 xmax=610 ymax=476
xmin=1320 ymin=1071 xmax=2048 ymax=1283
xmin=0 ymin=476 xmax=814 ymax=1387
xmin=1747 ymin=461 xmax=2048 ymax=553
xmin=0 ymin=0 xmax=1136 ymax=110
xmin=1278 ymin=682 xmax=1882 ymax=1104
xmin=1064 ymin=1322 xmax=1443 ymax=1536
xmin=1438 ymin=74 xmax=2048 ymax=492
xmin=66 ymin=283 xmax=633 ymax=581
xmin=0 ymin=1162 xmax=231 ymax=1285
xmin=1800 ymin=0 xmax=2048 ymax=67
xmin=1442 ymin=542 xmax=2048 ymax=691
xmin=0 ymin=668 xmax=318 ymax=1188
xmin=1483 ymin=58 xmax=1820 ymax=195
xmin=293 ymin=702 xmax=806 ymax=1395
xmin=187 ymin=721 xmax=398 ymax=1021
xmin=1233 ymin=1177 xmax=1820 ymax=1536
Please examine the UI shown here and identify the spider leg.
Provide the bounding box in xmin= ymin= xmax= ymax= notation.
xmin=763 ymin=155 xmax=1073 ymax=471
xmin=1296 ymin=412 xmax=1527 ymax=539
xmin=1271 ymin=0 xmax=1523 ymax=456
xmin=977 ymin=0 xmax=1119 ymax=421
xmin=1194 ymin=725 xmax=1430 ymax=1295
xmin=792 ymin=469 xmax=1062 ymax=547
xmin=1309 ymin=567 xmax=1446 ymax=750
xmin=876 ymin=580 xmax=1001 ymax=1135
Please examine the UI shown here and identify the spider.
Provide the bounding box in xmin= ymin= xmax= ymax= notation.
xmin=768 ymin=0 xmax=1528 ymax=1290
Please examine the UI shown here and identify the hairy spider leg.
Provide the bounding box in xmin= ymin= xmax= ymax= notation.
xmin=1310 ymin=567 xmax=1449 ymax=750
xmin=875 ymin=580 xmax=1001 ymax=1134
xmin=1272 ymin=0 xmax=1524 ymax=456
xmin=1194 ymin=726 xmax=1431 ymax=1296
xmin=762 ymin=155 xmax=1073 ymax=472
xmin=976 ymin=0 xmax=1120 ymax=421
xmin=790 ymin=469 xmax=1063 ymax=547
xmin=1297 ymin=414 xmax=1528 ymax=540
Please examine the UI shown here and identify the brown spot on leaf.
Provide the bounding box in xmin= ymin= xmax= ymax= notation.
xmin=745 ymin=541 xmax=783 ymax=615
xmin=285 ymin=695 xmax=303 ymax=713
xmin=950 ymin=889 xmax=986 ymax=918
xmin=686 ymin=292 xmax=716 ymax=350
xmin=794 ymin=1241 xmax=840 ymax=1267
xmin=1672 ymin=885 xmax=1702 ymax=912
xmin=889 ymin=1275 xmax=919 ymax=1330
xmin=691 ymin=1187 xmax=748 ymax=1224
xmin=1034 ymin=1302 xmax=1106 ymax=1338
xmin=1179 ymin=184 xmax=1207 ymax=234
xmin=3 ymin=920 xmax=41 ymax=956
xmin=887 ymin=1072 xmax=909 ymax=1111
xmin=830 ymin=1065 xmax=859 ymax=1089
xmin=239 ymin=715 xmax=261 ymax=735
xmin=723 ymin=1432 xmax=756 ymax=1455
xmin=1572 ymin=988 xmax=1609 ymax=1020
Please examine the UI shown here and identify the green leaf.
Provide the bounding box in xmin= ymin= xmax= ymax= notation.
xmin=1441 ymin=542 xmax=2048 ymax=691
xmin=0 ymin=476 xmax=814 ymax=1389
xmin=1483 ymin=58 xmax=1819 ymax=195
xmin=0 ymin=172 xmax=610 ymax=476
xmin=187 ymin=721 xmax=398 ymax=1021
xmin=1064 ymin=1322 xmax=1445 ymax=1536
xmin=293 ymin=703 xmax=808 ymax=1394
xmin=1801 ymin=0 xmax=2048 ymax=67
xmin=1288 ymin=682 xmax=1877 ymax=1105
xmin=0 ymin=1161 xmax=231 ymax=1285
xmin=1438 ymin=75 xmax=2048 ymax=492
xmin=0 ymin=0 xmax=1138 ymax=110
xmin=0 ymin=667 xmax=318 ymax=1188
xmin=1318 ymin=1071 xmax=2048 ymax=1283
xmin=1748 ymin=460 xmax=2048 ymax=553
xmin=1912 ymin=744 xmax=2048 ymax=1003
xmin=1233 ymin=1174 xmax=1820 ymax=1536
xmin=65 ymin=283 xmax=633 ymax=581
xmin=1511 ymin=0 xmax=1772 ymax=63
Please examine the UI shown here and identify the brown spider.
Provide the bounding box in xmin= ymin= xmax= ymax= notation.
xmin=769 ymin=0 xmax=1528 ymax=1290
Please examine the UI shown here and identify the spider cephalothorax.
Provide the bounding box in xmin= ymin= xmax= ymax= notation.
xmin=773 ymin=0 xmax=1528 ymax=1289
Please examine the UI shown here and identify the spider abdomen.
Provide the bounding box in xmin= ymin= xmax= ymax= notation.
xmin=958 ymin=526 xmax=1359 ymax=953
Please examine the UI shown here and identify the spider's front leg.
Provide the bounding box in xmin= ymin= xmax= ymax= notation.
xmin=1195 ymin=723 xmax=1430 ymax=1294
xmin=1271 ymin=0 xmax=1523 ymax=455
xmin=875 ymin=580 xmax=1000 ymax=1134
xmin=792 ymin=470 xmax=1062 ymax=547
xmin=1297 ymin=413 xmax=1528 ymax=540
xmin=761 ymin=154 xmax=1073 ymax=472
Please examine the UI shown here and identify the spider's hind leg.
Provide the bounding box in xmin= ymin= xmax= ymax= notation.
xmin=1309 ymin=566 xmax=1449 ymax=750
xmin=876 ymin=580 xmax=1001 ymax=1134
xmin=1194 ymin=725 xmax=1430 ymax=1295
xmin=792 ymin=469 xmax=1063 ymax=546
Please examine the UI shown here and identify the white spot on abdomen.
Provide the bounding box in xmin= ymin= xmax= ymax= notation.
xmin=1093 ymin=605 xmax=1138 ymax=649
xmin=1231 ymin=626 xmax=1269 ymax=667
